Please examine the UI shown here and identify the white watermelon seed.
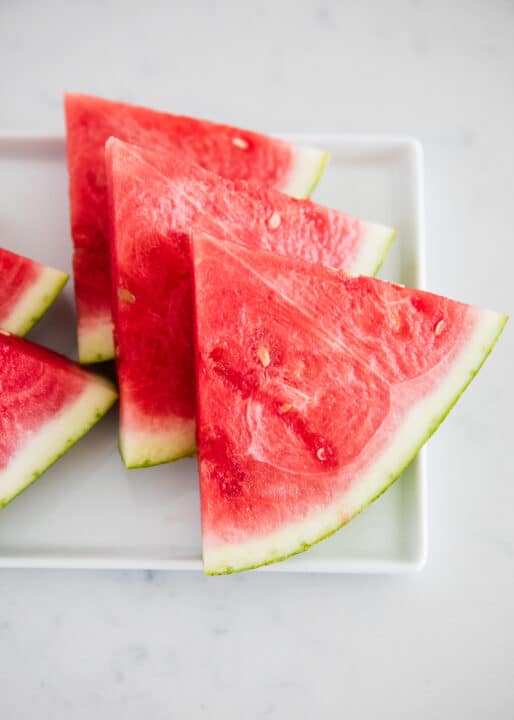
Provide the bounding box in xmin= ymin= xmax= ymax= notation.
xmin=232 ymin=137 xmax=248 ymax=150
xmin=390 ymin=311 xmax=400 ymax=331
xmin=257 ymin=346 xmax=271 ymax=367
xmin=118 ymin=287 xmax=136 ymax=304
xmin=268 ymin=210 xmax=281 ymax=230
xmin=279 ymin=403 xmax=292 ymax=414
xmin=435 ymin=320 xmax=445 ymax=336
xmin=317 ymin=447 xmax=327 ymax=461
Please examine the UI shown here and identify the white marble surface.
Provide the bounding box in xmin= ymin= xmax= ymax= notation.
xmin=0 ymin=1 xmax=513 ymax=717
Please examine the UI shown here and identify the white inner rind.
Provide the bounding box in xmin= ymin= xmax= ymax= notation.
xmin=348 ymin=222 xmax=396 ymax=276
xmin=78 ymin=319 xmax=115 ymax=364
xmin=203 ymin=309 xmax=506 ymax=574
xmin=280 ymin=146 xmax=329 ymax=198
xmin=120 ymin=420 xmax=196 ymax=468
xmin=2 ymin=266 xmax=68 ymax=336
xmin=0 ymin=379 xmax=117 ymax=505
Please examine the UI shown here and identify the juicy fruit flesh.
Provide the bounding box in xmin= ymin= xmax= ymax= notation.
xmin=106 ymin=139 xmax=393 ymax=466
xmin=0 ymin=249 xmax=38 ymax=325
xmin=192 ymin=235 xmax=506 ymax=572
xmin=115 ymin=229 xmax=195 ymax=423
xmin=0 ymin=342 xmax=84 ymax=470
xmin=0 ymin=248 xmax=68 ymax=337
xmin=109 ymin=141 xmax=379 ymax=278
xmin=196 ymin=243 xmax=466 ymax=540
xmin=0 ymin=248 xmax=68 ymax=336
xmin=65 ymin=93 xmax=324 ymax=361
xmin=0 ymin=333 xmax=117 ymax=506
xmin=0 ymin=333 xmax=103 ymax=470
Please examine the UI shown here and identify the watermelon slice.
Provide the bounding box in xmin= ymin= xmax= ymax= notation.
xmin=0 ymin=247 xmax=68 ymax=336
xmin=191 ymin=233 xmax=507 ymax=574
xmin=105 ymin=138 xmax=394 ymax=468
xmin=65 ymin=93 xmax=329 ymax=363
xmin=0 ymin=332 xmax=117 ymax=509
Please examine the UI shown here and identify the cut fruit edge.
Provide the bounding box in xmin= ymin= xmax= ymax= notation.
xmin=202 ymin=307 xmax=507 ymax=575
xmin=0 ymin=376 xmax=117 ymax=508
xmin=78 ymin=144 xmax=327 ymax=364
xmin=104 ymin=138 xmax=394 ymax=469
xmin=3 ymin=266 xmax=69 ymax=336
xmin=78 ymin=318 xmax=115 ymax=364
xmin=119 ymin=421 xmax=196 ymax=469
xmin=279 ymin=145 xmax=329 ymax=198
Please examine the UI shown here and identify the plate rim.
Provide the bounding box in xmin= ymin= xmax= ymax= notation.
xmin=0 ymin=131 xmax=427 ymax=573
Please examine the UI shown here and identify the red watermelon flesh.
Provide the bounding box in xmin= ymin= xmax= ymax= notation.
xmin=191 ymin=233 xmax=507 ymax=574
xmin=0 ymin=247 xmax=68 ymax=336
xmin=0 ymin=332 xmax=117 ymax=508
xmin=65 ymin=93 xmax=329 ymax=363
xmin=105 ymin=138 xmax=394 ymax=468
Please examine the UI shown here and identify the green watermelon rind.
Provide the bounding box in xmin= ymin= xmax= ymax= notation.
xmin=0 ymin=377 xmax=117 ymax=509
xmin=120 ymin=446 xmax=196 ymax=470
xmin=370 ymin=227 xmax=396 ymax=276
xmin=349 ymin=225 xmax=396 ymax=278
xmin=203 ymin=311 xmax=508 ymax=575
xmin=78 ymin=321 xmax=115 ymax=365
xmin=4 ymin=267 xmax=69 ymax=337
xmin=122 ymin=449 xmax=196 ymax=470
xmin=303 ymin=150 xmax=329 ymax=199
xmin=280 ymin=148 xmax=330 ymax=199
xmin=119 ymin=426 xmax=196 ymax=469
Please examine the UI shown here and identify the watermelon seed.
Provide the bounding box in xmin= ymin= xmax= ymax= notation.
xmin=279 ymin=403 xmax=292 ymax=414
xmin=118 ymin=287 xmax=136 ymax=304
xmin=317 ymin=447 xmax=327 ymax=461
xmin=390 ymin=311 xmax=400 ymax=331
xmin=268 ymin=211 xmax=281 ymax=230
xmin=292 ymin=358 xmax=306 ymax=378
xmin=257 ymin=346 xmax=271 ymax=367
xmin=435 ymin=320 xmax=445 ymax=336
xmin=232 ymin=137 xmax=248 ymax=150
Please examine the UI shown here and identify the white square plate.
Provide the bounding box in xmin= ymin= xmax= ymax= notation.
xmin=0 ymin=133 xmax=426 ymax=572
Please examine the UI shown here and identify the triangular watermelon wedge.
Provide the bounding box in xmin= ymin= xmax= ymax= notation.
xmin=190 ymin=233 xmax=507 ymax=574
xmin=65 ymin=93 xmax=329 ymax=363
xmin=105 ymin=138 xmax=395 ymax=468
xmin=0 ymin=332 xmax=117 ymax=509
xmin=0 ymin=247 xmax=68 ymax=336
